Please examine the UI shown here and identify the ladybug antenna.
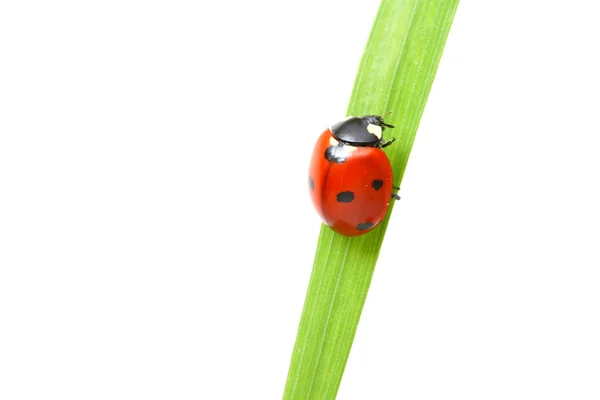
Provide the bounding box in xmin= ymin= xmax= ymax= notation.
xmin=380 ymin=111 xmax=394 ymax=128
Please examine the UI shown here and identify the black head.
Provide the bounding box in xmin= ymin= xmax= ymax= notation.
xmin=330 ymin=115 xmax=395 ymax=147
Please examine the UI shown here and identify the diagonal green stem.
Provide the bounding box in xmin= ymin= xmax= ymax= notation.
xmin=284 ymin=1 xmax=459 ymax=399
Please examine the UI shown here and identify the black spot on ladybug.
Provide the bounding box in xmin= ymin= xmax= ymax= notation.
xmin=372 ymin=179 xmax=384 ymax=191
xmin=309 ymin=176 xmax=314 ymax=191
xmin=325 ymin=144 xmax=348 ymax=163
xmin=336 ymin=191 xmax=355 ymax=203
xmin=357 ymin=222 xmax=374 ymax=231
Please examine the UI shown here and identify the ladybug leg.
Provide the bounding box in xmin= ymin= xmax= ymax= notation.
xmin=392 ymin=186 xmax=401 ymax=200
xmin=381 ymin=138 xmax=396 ymax=148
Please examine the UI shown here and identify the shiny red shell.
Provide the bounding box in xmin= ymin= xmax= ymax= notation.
xmin=309 ymin=128 xmax=393 ymax=236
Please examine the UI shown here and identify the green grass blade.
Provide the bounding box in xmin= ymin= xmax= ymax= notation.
xmin=284 ymin=1 xmax=459 ymax=399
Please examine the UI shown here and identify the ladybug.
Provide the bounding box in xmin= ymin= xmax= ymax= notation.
xmin=308 ymin=115 xmax=400 ymax=237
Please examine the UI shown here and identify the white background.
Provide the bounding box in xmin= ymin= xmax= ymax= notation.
xmin=1 ymin=1 xmax=599 ymax=399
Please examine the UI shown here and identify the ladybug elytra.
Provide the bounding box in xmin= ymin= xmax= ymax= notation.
xmin=308 ymin=115 xmax=399 ymax=237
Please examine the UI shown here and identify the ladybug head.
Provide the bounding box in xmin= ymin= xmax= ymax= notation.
xmin=362 ymin=115 xmax=395 ymax=130
xmin=330 ymin=115 xmax=395 ymax=147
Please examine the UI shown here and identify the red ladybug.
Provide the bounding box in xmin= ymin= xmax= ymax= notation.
xmin=308 ymin=115 xmax=399 ymax=236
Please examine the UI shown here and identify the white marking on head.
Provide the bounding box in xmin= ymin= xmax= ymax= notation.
xmin=329 ymin=137 xmax=339 ymax=146
xmin=345 ymin=145 xmax=358 ymax=153
xmin=367 ymin=123 xmax=382 ymax=139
